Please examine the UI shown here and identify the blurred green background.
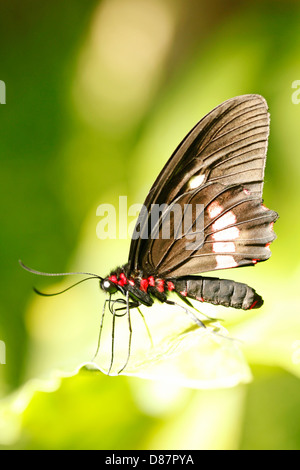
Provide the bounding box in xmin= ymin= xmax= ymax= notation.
xmin=1 ymin=0 xmax=300 ymax=450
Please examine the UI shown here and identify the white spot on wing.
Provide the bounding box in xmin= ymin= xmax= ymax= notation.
xmin=188 ymin=174 xmax=205 ymax=189
xmin=207 ymin=201 xmax=223 ymax=219
xmin=216 ymin=255 xmax=238 ymax=269
xmin=212 ymin=211 xmax=236 ymax=230
xmin=213 ymin=242 xmax=235 ymax=253
xmin=212 ymin=226 xmax=240 ymax=241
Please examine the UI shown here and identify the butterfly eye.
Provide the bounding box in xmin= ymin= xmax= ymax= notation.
xmin=100 ymin=279 xmax=117 ymax=294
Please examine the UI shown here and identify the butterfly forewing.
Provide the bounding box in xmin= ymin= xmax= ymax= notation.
xmin=128 ymin=94 xmax=278 ymax=277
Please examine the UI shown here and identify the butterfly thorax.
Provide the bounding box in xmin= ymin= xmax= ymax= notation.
xmin=100 ymin=264 xmax=176 ymax=305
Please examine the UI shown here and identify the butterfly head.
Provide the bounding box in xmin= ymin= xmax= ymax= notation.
xmin=100 ymin=278 xmax=118 ymax=294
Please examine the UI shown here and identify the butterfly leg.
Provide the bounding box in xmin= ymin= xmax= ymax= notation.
xmin=106 ymin=297 xmax=130 ymax=374
xmin=107 ymin=301 xmax=117 ymax=375
xmin=105 ymin=296 xmax=140 ymax=374
xmin=137 ymin=307 xmax=153 ymax=347
xmin=92 ymin=295 xmax=111 ymax=361
xmin=109 ymin=299 xmax=153 ymax=350
xmin=165 ymin=299 xmax=206 ymax=328
xmin=108 ymin=297 xmax=140 ymax=315
xmin=118 ymin=291 xmax=132 ymax=374
xmin=103 ymin=295 xmax=152 ymax=374
xmin=176 ymin=292 xmax=221 ymax=323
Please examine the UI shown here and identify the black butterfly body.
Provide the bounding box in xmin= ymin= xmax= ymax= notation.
xmin=100 ymin=94 xmax=278 ymax=314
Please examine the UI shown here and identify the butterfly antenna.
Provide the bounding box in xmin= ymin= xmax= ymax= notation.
xmin=19 ymin=260 xmax=103 ymax=280
xmin=19 ymin=260 xmax=104 ymax=296
xmin=33 ymin=276 xmax=100 ymax=297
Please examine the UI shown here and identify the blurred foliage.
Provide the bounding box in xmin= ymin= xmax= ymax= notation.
xmin=1 ymin=0 xmax=300 ymax=450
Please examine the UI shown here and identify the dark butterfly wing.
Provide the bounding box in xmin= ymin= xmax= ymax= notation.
xmin=128 ymin=94 xmax=278 ymax=277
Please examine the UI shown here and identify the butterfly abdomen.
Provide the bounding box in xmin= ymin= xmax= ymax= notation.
xmin=173 ymin=276 xmax=263 ymax=310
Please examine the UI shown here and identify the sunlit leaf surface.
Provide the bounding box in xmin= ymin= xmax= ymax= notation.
xmin=88 ymin=302 xmax=252 ymax=388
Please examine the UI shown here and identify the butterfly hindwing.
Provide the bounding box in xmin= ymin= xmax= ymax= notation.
xmin=145 ymin=182 xmax=277 ymax=277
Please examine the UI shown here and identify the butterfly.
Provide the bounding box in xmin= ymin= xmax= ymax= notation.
xmin=21 ymin=94 xmax=278 ymax=375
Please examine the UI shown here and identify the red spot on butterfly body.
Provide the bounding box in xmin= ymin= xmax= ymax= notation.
xmin=109 ymin=275 xmax=118 ymax=284
xmin=180 ymin=290 xmax=188 ymax=297
xmin=249 ymin=300 xmax=258 ymax=310
xmin=128 ymin=279 xmax=135 ymax=286
xmin=118 ymin=273 xmax=128 ymax=286
xmin=148 ymin=276 xmax=155 ymax=287
xmin=156 ymin=279 xmax=165 ymax=293
xmin=167 ymin=281 xmax=175 ymax=291
xmin=196 ymin=296 xmax=204 ymax=302
xmin=140 ymin=278 xmax=149 ymax=292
